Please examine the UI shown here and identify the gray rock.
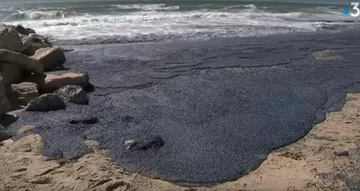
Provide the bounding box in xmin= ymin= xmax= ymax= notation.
xmin=31 ymin=46 xmax=66 ymax=71
xmin=0 ymin=24 xmax=23 ymax=52
xmin=26 ymin=28 xmax=36 ymax=34
xmin=0 ymin=129 xmax=11 ymax=142
xmin=21 ymin=35 xmax=51 ymax=56
xmin=0 ymin=75 xmax=10 ymax=116
xmin=55 ymin=85 xmax=89 ymax=105
xmin=14 ymin=25 xmax=29 ymax=36
xmin=26 ymin=93 xmax=66 ymax=112
xmin=0 ymin=62 xmax=23 ymax=86
xmin=0 ymin=49 xmax=44 ymax=74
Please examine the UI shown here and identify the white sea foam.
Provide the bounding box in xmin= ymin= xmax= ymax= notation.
xmin=3 ymin=4 xmax=358 ymax=44
xmin=112 ymin=4 xmax=180 ymax=11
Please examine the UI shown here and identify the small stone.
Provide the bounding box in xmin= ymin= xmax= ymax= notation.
xmin=18 ymin=125 xmax=35 ymax=134
xmin=28 ymin=176 xmax=51 ymax=184
xmin=334 ymin=150 xmax=349 ymax=157
xmin=124 ymin=139 xmax=137 ymax=150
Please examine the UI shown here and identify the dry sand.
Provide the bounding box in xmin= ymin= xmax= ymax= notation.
xmin=1 ymin=93 xmax=360 ymax=191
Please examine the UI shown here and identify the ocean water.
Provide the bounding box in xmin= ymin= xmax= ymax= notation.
xmin=0 ymin=1 xmax=357 ymax=44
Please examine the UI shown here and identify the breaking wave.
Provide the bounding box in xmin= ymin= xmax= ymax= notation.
xmin=2 ymin=2 xmax=358 ymax=45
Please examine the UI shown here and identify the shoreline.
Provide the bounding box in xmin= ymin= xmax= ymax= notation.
xmin=2 ymin=26 xmax=360 ymax=187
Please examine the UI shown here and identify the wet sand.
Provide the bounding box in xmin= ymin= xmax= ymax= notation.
xmin=5 ymin=28 xmax=360 ymax=186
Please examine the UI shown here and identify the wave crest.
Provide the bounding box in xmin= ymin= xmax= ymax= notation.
xmin=13 ymin=10 xmax=66 ymax=20
xmin=112 ymin=4 xmax=180 ymax=11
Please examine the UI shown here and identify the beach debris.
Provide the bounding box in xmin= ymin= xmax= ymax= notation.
xmin=125 ymin=135 xmax=164 ymax=151
xmin=7 ymin=82 xmax=39 ymax=106
xmin=26 ymin=93 xmax=66 ymax=112
xmin=334 ymin=150 xmax=349 ymax=157
xmin=55 ymin=85 xmax=89 ymax=105
xmin=68 ymin=116 xmax=99 ymax=125
xmin=124 ymin=139 xmax=138 ymax=150
xmin=31 ymin=46 xmax=66 ymax=71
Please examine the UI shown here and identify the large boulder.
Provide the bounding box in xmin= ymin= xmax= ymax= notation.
xmin=7 ymin=82 xmax=39 ymax=106
xmin=55 ymin=85 xmax=89 ymax=105
xmin=31 ymin=47 xmax=66 ymax=71
xmin=14 ymin=25 xmax=29 ymax=36
xmin=44 ymin=72 xmax=90 ymax=93
xmin=21 ymin=34 xmax=51 ymax=56
xmin=25 ymin=93 xmax=66 ymax=112
xmin=0 ymin=49 xmax=44 ymax=74
xmin=0 ymin=24 xmax=23 ymax=52
xmin=26 ymin=28 xmax=36 ymax=34
xmin=0 ymin=76 xmax=10 ymax=116
xmin=0 ymin=62 xmax=23 ymax=86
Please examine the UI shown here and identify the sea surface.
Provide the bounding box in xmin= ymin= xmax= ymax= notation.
xmin=0 ymin=0 xmax=357 ymax=45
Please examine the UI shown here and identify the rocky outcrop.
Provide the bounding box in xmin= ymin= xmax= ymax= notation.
xmin=0 ymin=23 xmax=92 ymax=116
xmin=21 ymin=35 xmax=52 ymax=56
xmin=26 ymin=94 xmax=66 ymax=112
xmin=0 ymin=76 xmax=10 ymax=116
xmin=55 ymin=85 xmax=89 ymax=105
xmin=0 ymin=24 xmax=22 ymax=52
xmin=7 ymin=82 xmax=39 ymax=106
xmin=31 ymin=47 xmax=66 ymax=71
xmin=0 ymin=49 xmax=44 ymax=74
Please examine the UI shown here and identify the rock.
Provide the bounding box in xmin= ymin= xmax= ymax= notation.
xmin=0 ymin=62 xmax=23 ymax=86
xmin=28 ymin=176 xmax=51 ymax=184
xmin=21 ymin=35 xmax=51 ymax=56
xmin=334 ymin=150 xmax=349 ymax=157
xmin=68 ymin=117 xmax=98 ymax=125
xmin=0 ymin=76 xmax=10 ymax=116
xmin=0 ymin=129 xmax=11 ymax=142
xmin=25 ymin=94 xmax=66 ymax=112
xmin=20 ymin=36 xmax=33 ymax=53
xmin=0 ymin=24 xmax=23 ymax=52
xmin=0 ymin=49 xmax=44 ymax=74
xmin=18 ymin=125 xmax=35 ymax=134
xmin=124 ymin=139 xmax=138 ymax=150
xmin=14 ymin=25 xmax=29 ymax=36
xmin=44 ymin=72 xmax=90 ymax=93
xmin=55 ymin=85 xmax=89 ymax=105
xmin=125 ymin=135 xmax=164 ymax=151
xmin=24 ymin=73 xmax=46 ymax=93
xmin=7 ymin=82 xmax=39 ymax=106
xmin=26 ymin=28 xmax=36 ymax=34
xmin=31 ymin=46 xmax=65 ymax=71
xmin=0 ymin=114 xmax=18 ymax=128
